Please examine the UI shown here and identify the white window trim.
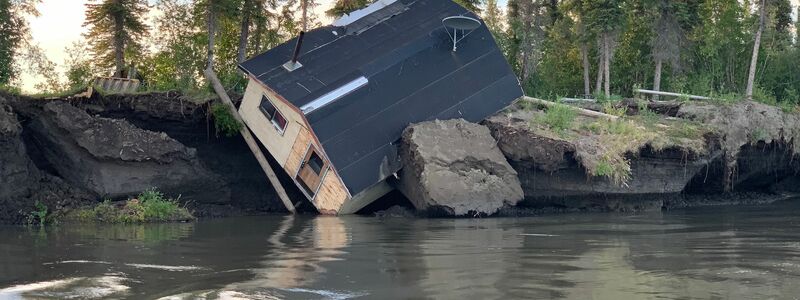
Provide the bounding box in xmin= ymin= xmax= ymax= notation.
xmin=270 ymin=112 xmax=287 ymax=135
xmin=259 ymin=95 xmax=288 ymax=135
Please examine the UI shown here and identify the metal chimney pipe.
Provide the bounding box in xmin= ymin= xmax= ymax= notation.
xmin=291 ymin=31 xmax=306 ymax=64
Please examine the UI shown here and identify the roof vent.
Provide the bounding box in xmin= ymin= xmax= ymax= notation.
xmin=283 ymin=31 xmax=305 ymax=71
xmin=442 ymin=16 xmax=482 ymax=52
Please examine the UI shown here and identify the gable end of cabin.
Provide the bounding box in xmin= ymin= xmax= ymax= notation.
xmin=239 ymin=76 xmax=351 ymax=214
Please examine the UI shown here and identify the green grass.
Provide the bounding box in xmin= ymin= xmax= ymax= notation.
xmin=601 ymin=102 xmax=628 ymax=118
xmin=536 ymin=102 xmax=577 ymax=134
xmin=638 ymin=107 xmax=660 ymax=127
xmin=0 ymin=84 xmax=22 ymax=95
xmin=28 ymin=85 xmax=90 ymax=99
xmin=593 ymin=92 xmax=623 ymax=104
xmin=211 ymin=103 xmax=243 ymax=137
xmin=68 ymin=188 xmax=194 ymax=223
xmin=523 ymin=100 xmax=710 ymax=186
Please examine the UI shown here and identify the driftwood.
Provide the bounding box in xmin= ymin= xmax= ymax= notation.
xmin=204 ymin=68 xmax=297 ymax=214
xmin=635 ymin=89 xmax=711 ymax=101
xmin=523 ymin=96 xmax=619 ymax=121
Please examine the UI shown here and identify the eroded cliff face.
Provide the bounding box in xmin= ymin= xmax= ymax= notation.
xmin=678 ymin=101 xmax=800 ymax=192
xmin=0 ymin=95 xmax=94 ymax=223
xmin=0 ymin=91 xmax=303 ymax=223
xmin=482 ymin=100 xmax=799 ymax=212
xmin=25 ymin=101 xmax=231 ymax=201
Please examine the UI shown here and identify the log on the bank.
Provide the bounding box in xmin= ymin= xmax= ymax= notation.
xmin=636 ymin=89 xmax=711 ymax=101
xmin=523 ymin=96 xmax=619 ymax=121
xmin=204 ymin=68 xmax=296 ymax=214
xmin=621 ymin=99 xmax=684 ymax=117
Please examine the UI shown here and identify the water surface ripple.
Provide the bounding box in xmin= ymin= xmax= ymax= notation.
xmin=2 ymin=200 xmax=800 ymax=299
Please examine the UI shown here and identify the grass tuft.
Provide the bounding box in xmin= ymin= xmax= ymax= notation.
xmin=536 ymin=102 xmax=577 ymax=134
xmin=67 ymin=188 xmax=193 ymax=223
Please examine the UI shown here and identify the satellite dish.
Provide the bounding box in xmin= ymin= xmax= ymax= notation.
xmin=442 ymin=16 xmax=482 ymax=52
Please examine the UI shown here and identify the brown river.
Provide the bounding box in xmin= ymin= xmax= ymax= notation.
xmin=2 ymin=199 xmax=800 ymax=299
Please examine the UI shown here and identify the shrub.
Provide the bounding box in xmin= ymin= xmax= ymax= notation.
xmin=211 ymin=103 xmax=243 ymax=137
xmin=27 ymin=201 xmax=49 ymax=226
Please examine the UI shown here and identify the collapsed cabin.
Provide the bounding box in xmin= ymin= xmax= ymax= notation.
xmin=237 ymin=0 xmax=523 ymax=214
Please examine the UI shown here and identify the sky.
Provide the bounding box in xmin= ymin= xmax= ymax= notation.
xmin=16 ymin=0 xmax=798 ymax=92
xmin=20 ymin=0 xmax=340 ymax=92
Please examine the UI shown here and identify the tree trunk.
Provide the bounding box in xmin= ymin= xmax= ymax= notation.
xmin=746 ymin=0 xmax=767 ymax=100
xmin=206 ymin=0 xmax=217 ymax=71
xmin=253 ymin=20 xmax=264 ymax=54
xmin=603 ymin=33 xmax=611 ymax=98
xmin=301 ymin=0 xmax=308 ymax=32
xmin=237 ymin=0 xmax=252 ymax=64
xmin=595 ymin=51 xmax=603 ymax=95
xmin=204 ymin=68 xmax=297 ymax=214
xmin=520 ymin=50 xmax=529 ymax=82
xmin=113 ymin=0 xmax=125 ymax=78
xmin=653 ymin=57 xmax=663 ymax=101
xmin=581 ymin=43 xmax=590 ymax=97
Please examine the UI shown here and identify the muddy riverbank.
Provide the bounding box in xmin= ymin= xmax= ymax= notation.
xmin=1 ymin=91 xmax=798 ymax=223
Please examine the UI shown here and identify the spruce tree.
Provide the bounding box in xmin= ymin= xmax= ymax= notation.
xmin=0 ymin=0 xmax=39 ymax=85
xmin=651 ymin=0 xmax=686 ymax=98
xmin=584 ymin=0 xmax=625 ymax=97
xmin=84 ymin=0 xmax=149 ymax=77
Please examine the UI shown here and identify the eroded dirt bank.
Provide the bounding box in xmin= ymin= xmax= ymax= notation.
xmin=1 ymin=91 xmax=307 ymax=223
xmin=482 ymin=99 xmax=800 ymax=213
xmin=2 ymin=91 xmax=798 ymax=222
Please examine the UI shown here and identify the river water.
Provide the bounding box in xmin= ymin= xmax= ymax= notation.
xmin=2 ymin=200 xmax=800 ymax=299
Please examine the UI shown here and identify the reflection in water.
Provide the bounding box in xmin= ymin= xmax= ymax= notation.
xmin=2 ymin=200 xmax=800 ymax=299
xmin=228 ymin=216 xmax=349 ymax=290
xmin=60 ymin=221 xmax=196 ymax=243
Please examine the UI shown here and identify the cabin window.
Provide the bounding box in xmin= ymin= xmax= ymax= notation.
xmin=307 ymin=151 xmax=324 ymax=174
xmin=259 ymin=96 xmax=287 ymax=133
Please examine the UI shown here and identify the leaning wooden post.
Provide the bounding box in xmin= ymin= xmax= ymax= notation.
xmin=204 ymin=68 xmax=297 ymax=214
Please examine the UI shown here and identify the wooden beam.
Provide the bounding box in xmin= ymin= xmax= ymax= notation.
xmin=523 ymin=96 xmax=619 ymax=121
xmin=204 ymin=68 xmax=297 ymax=214
xmin=635 ymin=89 xmax=711 ymax=101
xmin=560 ymin=97 xmax=597 ymax=103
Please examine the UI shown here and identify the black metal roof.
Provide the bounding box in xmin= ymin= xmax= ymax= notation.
xmin=240 ymin=0 xmax=523 ymax=196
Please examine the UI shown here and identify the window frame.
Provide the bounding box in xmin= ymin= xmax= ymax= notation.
xmin=258 ymin=95 xmax=288 ymax=134
xmin=294 ymin=142 xmax=329 ymax=199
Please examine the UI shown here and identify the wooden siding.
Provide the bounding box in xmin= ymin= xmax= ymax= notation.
xmin=314 ymin=168 xmax=350 ymax=214
xmin=242 ymin=77 xmax=352 ymax=214
xmin=284 ymin=126 xmax=349 ymax=214
xmin=284 ymin=126 xmax=312 ymax=175
xmin=239 ymin=78 xmax=303 ymax=166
